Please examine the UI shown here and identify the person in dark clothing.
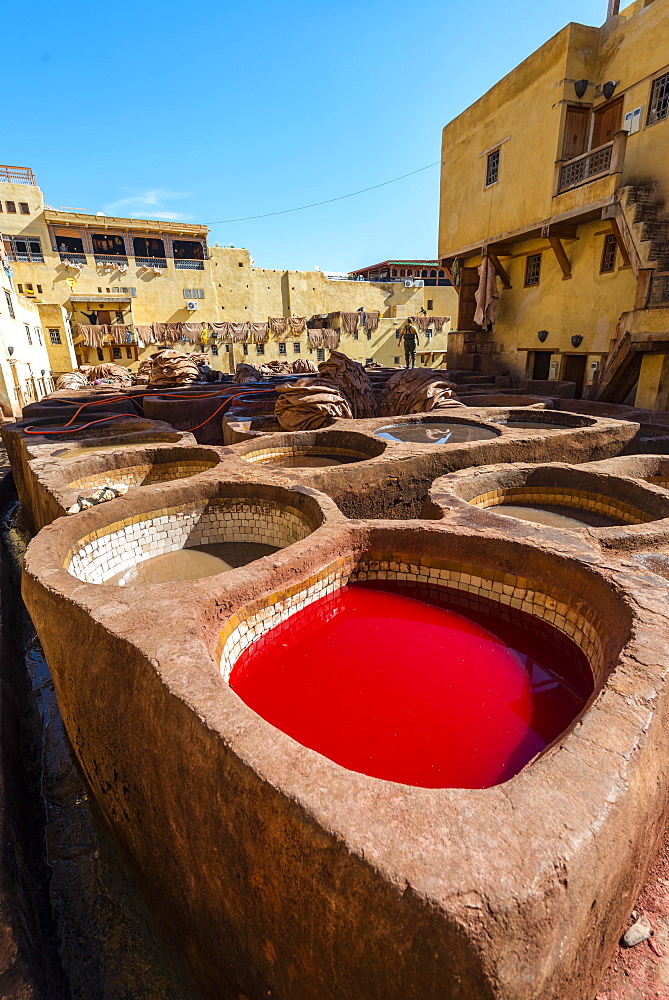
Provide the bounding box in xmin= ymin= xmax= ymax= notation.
xmin=398 ymin=321 xmax=419 ymax=368
xmin=81 ymin=310 xmax=98 ymax=325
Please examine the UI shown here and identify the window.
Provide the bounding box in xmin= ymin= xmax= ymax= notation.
xmin=17 ymin=284 xmax=23 ymax=292
xmin=430 ymin=270 xmax=436 ymax=278
xmin=183 ymin=288 xmax=205 ymax=298
xmin=211 ymin=343 xmax=219 ymax=355
xmin=427 ymin=299 xmax=434 ymax=310
xmin=648 ymin=71 xmax=669 ymax=125
xmin=112 ymin=286 xmax=136 ymax=296
xmin=4 ymin=234 xmax=44 ymax=262
xmin=126 ymin=347 xmax=133 ymax=359
xmin=172 ymin=239 xmax=204 ymax=261
xmin=242 ymin=344 xmax=248 ymax=355
xmin=112 ymin=347 xmax=122 ymax=359
xmin=97 ymin=348 xmax=104 ymax=361
xmin=394 ymin=356 xmax=400 ymax=364
xmin=115 ymin=311 xmax=124 ymax=323
xmin=36 ymin=284 xmax=42 ymax=293
xmin=225 ymin=344 xmax=230 ymax=353
xmin=24 ymin=324 xmax=32 ymax=346
xmin=525 ymin=253 xmax=542 ymax=286
xmin=4 ymin=290 xmax=14 ymax=318
xmin=6 ymin=201 xmax=16 ymax=213
xmin=256 ymin=344 xmax=265 ymax=355
xmin=366 ymin=357 xmax=373 ymax=365
xmin=92 ymin=233 xmax=126 ymax=257
xmin=392 ymin=269 xmax=397 ymax=276
xmin=601 ymin=234 xmax=617 ymax=273
xmin=56 ymin=235 xmax=85 ymax=255
xmin=49 ymin=328 xmax=62 ymax=345
xmin=317 ymin=348 xmax=325 ymax=361
xmin=421 ymin=269 xmax=427 ymax=278
xmin=486 ymin=149 xmax=500 ymax=186
xmin=35 ymin=327 xmax=42 ymax=345
xmin=278 ymin=342 xmax=287 ymax=354
xmin=19 ymin=202 xmax=29 ymax=215
xmin=293 ymin=342 xmax=301 ymax=353
xmin=438 ymin=269 xmax=445 ymax=278
xmin=400 ymin=269 xmax=405 ymax=277
xmin=132 ymin=236 xmax=165 ymax=259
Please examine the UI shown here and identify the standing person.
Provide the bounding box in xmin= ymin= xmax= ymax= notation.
xmin=398 ymin=321 xmax=419 ymax=368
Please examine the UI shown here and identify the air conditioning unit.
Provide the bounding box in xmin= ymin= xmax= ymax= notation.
xmin=413 ymin=279 xmax=425 ymax=287
xmin=404 ymin=280 xmax=414 ymax=288
xmin=187 ymin=301 xmax=198 ymax=311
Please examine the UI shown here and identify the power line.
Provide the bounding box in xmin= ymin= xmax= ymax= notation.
xmin=209 ymin=160 xmax=440 ymax=225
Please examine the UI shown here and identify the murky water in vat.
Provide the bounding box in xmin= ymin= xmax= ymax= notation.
xmin=53 ymin=441 xmax=171 ymax=458
xmin=488 ymin=503 xmax=624 ymax=530
xmin=375 ymin=422 xmax=498 ymax=444
xmin=107 ymin=542 xmax=278 ymax=586
xmin=259 ymin=454 xmax=354 ymax=468
xmin=230 ymin=582 xmax=592 ymax=789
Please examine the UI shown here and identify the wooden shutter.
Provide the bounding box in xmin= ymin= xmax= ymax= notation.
xmin=457 ymin=267 xmax=480 ymax=330
xmin=592 ymin=97 xmax=623 ymax=147
xmin=562 ymin=107 xmax=590 ymax=159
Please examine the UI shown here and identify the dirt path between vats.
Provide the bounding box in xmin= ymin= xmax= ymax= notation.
xmin=597 ymin=819 xmax=669 ymax=999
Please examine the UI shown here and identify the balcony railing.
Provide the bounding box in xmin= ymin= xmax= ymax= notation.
xmin=135 ymin=256 xmax=167 ymax=269
xmin=649 ymin=274 xmax=669 ymax=306
xmin=59 ymin=251 xmax=86 ymax=264
xmin=556 ymin=131 xmax=627 ymax=195
xmin=174 ymin=259 xmax=204 ymax=269
xmin=0 ymin=164 xmax=36 ymax=185
xmin=12 ymin=250 xmax=44 ymax=263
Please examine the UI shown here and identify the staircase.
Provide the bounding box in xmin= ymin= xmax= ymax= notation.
xmin=590 ymin=183 xmax=669 ymax=403
xmin=620 ymin=182 xmax=669 ymax=271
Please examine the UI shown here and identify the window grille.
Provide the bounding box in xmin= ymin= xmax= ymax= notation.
xmin=183 ymin=288 xmax=205 ymax=298
xmin=242 ymin=344 xmax=248 ymax=355
xmin=293 ymin=342 xmax=301 ymax=353
xmin=278 ymin=342 xmax=287 ymax=354
xmin=317 ymin=348 xmax=325 ymax=361
xmin=6 ymin=202 xmax=16 ymax=213
xmin=525 ymin=253 xmax=541 ymax=286
xmin=112 ymin=347 xmax=122 ymax=359
xmin=648 ymin=72 xmax=669 ymax=125
xmin=486 ymin=149 xmax=500 ymax=186
xmin=600 ymin=234 xmax=617 ymax=273
xmin=126 ymin=347 xmax=132 ymax=359
xmin=49 ymin=328 xmax=62 ymax=345
xmin=394 ymin=356 xmax=400 ymax=364
xmin=25 ymin=324 xmax=32 ymax=346
xmin=256 ymin=344 xmax=265 ymax=355
xmin=211 ymin=344 xmax=219 ymax=355
xmin=19 ymin=202 xmax=29 ymax=214
xmin=4 ymin=290 xmax=14 ymax=318
xmin=3 ymin=234 xmax=44 ymax=262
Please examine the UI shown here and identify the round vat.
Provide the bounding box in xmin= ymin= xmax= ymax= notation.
xmin=492 ymin=410 xmax=596 ymax=431
xmin=435 ymin=464 xmax=669 ymax=533
xmin=62 ymin=447 xmax=220 ymax=494
xmin=374 ymin=420 xmax=499 ymax=445
xmin=54 ymin=436 xmax=182 ymax=459
xmin=66 ymin=487 xmax=323 ymax=586
xmin=221 ymin=548 xmax=619 ymax=789
xmin=238 ymin=430 xmax=386 ymax=467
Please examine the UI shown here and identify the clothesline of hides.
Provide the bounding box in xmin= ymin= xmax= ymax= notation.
xmin=408 ymin=316 xmax=450 ymax=332
xmin=77 ymin=325 xmax=136 ymax=348
xmin=307 ymin=328 xmax=340 ymax=350
xmin=309 ymin=311 xmax=381 ymax=335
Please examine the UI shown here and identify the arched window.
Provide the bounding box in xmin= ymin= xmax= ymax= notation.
xmin=430 ymin=269 xmax=437 ymax=278
xmin=421 ymin=269 xmax=427 ymax=278
xmin=438 ymin=269 xmax=445 ymax=278
xmin=400 ymin=269 xmax=405 ymax=277
xmin=407 ymin=269 xmax=412 ymax=277
xmin=392 ymin=269 xmax=397 ymax=276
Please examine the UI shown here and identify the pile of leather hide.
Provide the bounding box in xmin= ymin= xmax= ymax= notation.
xmin=317 ymin=351 xmax=375 ymax=418
xmin=148 ymin=350 xmax=201 ymax=387
xmin=379 ymin=368 xmax=463 ymax=415
xmin=275 ymin=379 xmax=352 ymax=430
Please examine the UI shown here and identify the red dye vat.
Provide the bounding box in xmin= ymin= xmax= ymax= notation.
xmin=230 ymin=583 xmax=593 ymax=789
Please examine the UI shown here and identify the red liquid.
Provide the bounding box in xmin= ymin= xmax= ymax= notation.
xmin=230 ymin=583 xmax=592 ymax=788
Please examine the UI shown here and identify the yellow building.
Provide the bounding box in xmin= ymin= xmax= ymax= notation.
xmin=438 ymin=0 xmax=669 ymax=405
xmin=0 ymin=165 xmax=457 ymax=380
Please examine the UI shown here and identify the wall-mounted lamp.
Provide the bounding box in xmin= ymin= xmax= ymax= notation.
xmin=537 ymin=330 xmax=549 ymax=342
xmin=602 ymin=80 xmax=617 ymax=100
xmin=7 ymin=346 xmax=14 ymax=356
xmin=574 ymin=79 xmax=588 ymax=99
xmin=571 ymin=335 xmax=584 ymax=348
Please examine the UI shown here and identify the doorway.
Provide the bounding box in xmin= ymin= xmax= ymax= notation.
xmin=456 ymin=267 xmax=480 ymax=330
xmin=562 ymin=354 xmax=587 ymax=397
xmin=532 ymin=351 xmax=552 ymax=380
xmin=563 ymin=106 xmax=590 ymax=159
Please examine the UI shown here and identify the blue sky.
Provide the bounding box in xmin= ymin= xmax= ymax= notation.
xmin=8 ymin=0 xmax=603 ymax=271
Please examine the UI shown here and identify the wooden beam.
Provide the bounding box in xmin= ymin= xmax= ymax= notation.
xmin=635 ymin=269 xmax=653 ymax=310
xmin=488 ymin=253 xmax=512 ymax=288
xmin=541 ymin=223 xmax=580 ymax=240
xmin=548 ymin=236 xmax=572 ymax=280
xmin=442 ymin=264 xmax=459 ymax=294
xmin=486 ymin=242 xmax=514 ymax=256
xmin=608 ymin=217 xmax=632 ymax=267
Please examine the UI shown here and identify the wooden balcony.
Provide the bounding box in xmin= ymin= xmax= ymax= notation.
xmin=554 ymin=131 xmax=627 ymax=196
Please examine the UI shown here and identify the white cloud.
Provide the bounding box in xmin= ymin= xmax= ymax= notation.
xmin=101 ymin=188 xmax=192 ymax=221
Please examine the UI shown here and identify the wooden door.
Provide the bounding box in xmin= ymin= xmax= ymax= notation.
xmin=562 ymin=354 xmax=587 ymax=396
xmin=456 ymin=267 xmax=480 ymax=330
xmin=592 ymin=97 xmax=623 ymax=147
xmin=97 ymin=310 xmax=112 ymax=325
xmin=563 ymin=107 xmax=590 ymax=159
